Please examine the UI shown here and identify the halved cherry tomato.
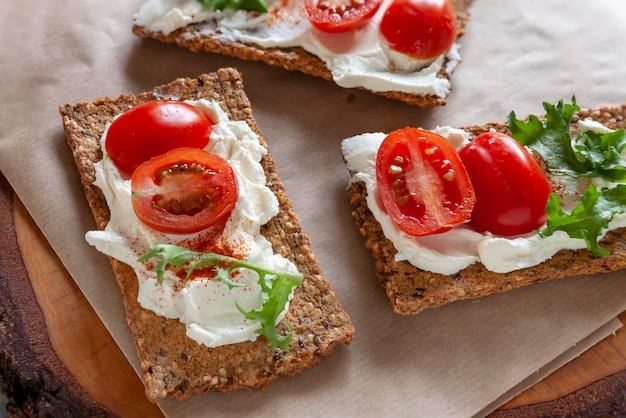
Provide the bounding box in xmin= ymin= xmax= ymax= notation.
xmin=380 ymin=0 xmax=457 ymax=60
xmin=131 ymin=148 xmax=238 ymax=234
xmin=376 ymin=128 xmax=476 ymax=236
xmin=304 ymin=0 xmax=382 ymax=33
xmin=458 ymin=132 xmax=552 ymax=237
xmin=106 ymin=100 xmax=213 ymax=178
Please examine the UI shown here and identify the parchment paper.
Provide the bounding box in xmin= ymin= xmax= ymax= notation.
xmin=2 ymin=0 xmax=626 ymax=416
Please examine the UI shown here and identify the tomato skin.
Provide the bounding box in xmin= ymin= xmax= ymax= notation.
xmin=458 ymin=132 xmax=552 ymax=237
xmin=304 ymin=0 xmax=382 ymax=33
xmin=380 ymin=0 xmax=457 ymax=60
xmin=106 ymin=100 xmax=213 ymax=178
xmin=376 ymin=128 xmax=476 ymax=236
xmin=131 ymin=148 xmax=238 ymax=234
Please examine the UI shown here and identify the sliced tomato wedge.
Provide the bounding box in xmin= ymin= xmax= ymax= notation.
xmin=375 ymin=128 xmax=476 ymax=236
xmin=304 ymin=0 xmax=383 ymax=33
xmin=131 ymin=148 xmax=238 ymax=234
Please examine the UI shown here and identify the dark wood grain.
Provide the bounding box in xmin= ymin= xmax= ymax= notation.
xmin=490 ymin=368 xmax=626 ymax=417
xmin=0 ymin=172 xmax=109 ymax=417
xmin=1 ymin=170 xmax=625 ymax=417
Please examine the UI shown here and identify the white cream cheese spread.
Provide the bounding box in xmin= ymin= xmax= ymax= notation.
xmin=86 ymin=98 xmax=299 ymax=348
xmin=134 ymin=0 xmax=461 ymax=97
xmin=341 ymin=124 xmax=626 ymax=275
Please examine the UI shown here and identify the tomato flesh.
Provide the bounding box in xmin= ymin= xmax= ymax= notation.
xmin=376 ymin=128 xmax=476 ymax=236
xmin=458 ymin=132 xmax=552 ymax=236
xmin=304 ymin=0 xmax=382 ymax=33
xmin=131 ymin=148 xmax=238 ymax=234
xmin=106 ymin=100 xmax=213 ymax=178
xmin=380 ymin=0 xmax=457 ymax=60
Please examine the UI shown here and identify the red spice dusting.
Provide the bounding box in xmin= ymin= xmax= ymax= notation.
xmin=187 ymin=267 xmax=218 ymax=282
xmin=178 ymin=217 xmax=228 ymax=252
xmin=549 ymin=177 xmax=567 ymax=200
xmin=171 ymin=279 xmax=184 ymax=293
xmin=129 ymin=235 xmax=146 ymax=257
xmin=136 ymin=212 xmax=256 ymax=289
xmin=185 ymin=259 xmax=248 ymax=283
xmin=266 ymin=0 xmax=299 ymax=27
xmin=177 ymin=217 xmax=250 ymax=261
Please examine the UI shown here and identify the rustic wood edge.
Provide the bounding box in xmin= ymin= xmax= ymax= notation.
xmin=489 ymin=369 xmax=626 ymax=417
xmin=0 ymin=170 xmax=625 ymax=416
xmin=0 ymin=171 xmax=111 ymax=417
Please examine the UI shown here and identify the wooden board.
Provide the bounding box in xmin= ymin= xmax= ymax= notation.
xmin=0 ymin=171 xmax=624 ymax=417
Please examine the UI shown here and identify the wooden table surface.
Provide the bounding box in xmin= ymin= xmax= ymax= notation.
xmin=1 ymin=172 xmax=624 ymax=417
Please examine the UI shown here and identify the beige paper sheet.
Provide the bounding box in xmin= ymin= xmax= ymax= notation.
xmin=2 ymin=0 xmax=626 ymax=416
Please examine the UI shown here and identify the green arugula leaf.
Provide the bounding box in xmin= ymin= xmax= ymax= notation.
xmin=198 ymin=0 xmax=268 ymax=13
xmin=507 ymin=98 xmax=586 ymax=177
xmin=139 ymin=244 xmax=197 ymax=285
xmin=573 ymin=129 xmax=626 ymax=181
xmin=506 ymin=98 xmax=626 ymax=256
xmin=508 ymin=97 xmax=626 ymax=180
xmin=540 ymin=184 xmax=626 ymax=256
xmin=138 ymin=244 xmax=303 ymax=352
xmin=236 ymin=270 xmax=296 ymax=352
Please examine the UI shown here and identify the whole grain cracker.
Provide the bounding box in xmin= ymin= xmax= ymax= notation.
xmin=346 ymin=106 xmax=626 ymax=314
xmin=131 ymin=0 xmax=473 ymax=108
xmin=59 ymin=68 xmax=354 ymax=402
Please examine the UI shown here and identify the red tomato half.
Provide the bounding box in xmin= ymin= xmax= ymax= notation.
xmin=304 ymin=0 xmax=382 ymax=33
xmin=458 ymin=132 xmax=552 ymax=237
xmin=106 ymin=100 xmax=213 ymax=178
xmin=376 ymin=128 xmax=476 ymax=236
xmin=131 ymin=148 xmax=238 ymax=234
xmin=380 ymin=0 xmax=457 ymax=60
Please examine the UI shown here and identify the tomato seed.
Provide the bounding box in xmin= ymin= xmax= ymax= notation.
xmin=157 ymin=162 xmax=215 ymax=181
xmin=317 ymin=0 xmax=361 ymax=15
xmin=393 ymin=155 xmax=405 ymax=165
xmin=152 ymin=161 xmax=221 ymax=217
xmin=154 ymin=188 xmax=218 ymax=216
xmin=388 ymin=164 xmax=403 ymax=176
xmin=396 ymin=195 xmax=409 ymax=206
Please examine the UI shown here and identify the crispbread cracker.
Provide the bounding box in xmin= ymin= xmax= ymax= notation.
xmin=347 ymin=106 xmax=626 ymax=315
xmin=59 ymin=68 xmax=354 ymax=402
xmin=131 ymin=0 xmax=472 ymax=108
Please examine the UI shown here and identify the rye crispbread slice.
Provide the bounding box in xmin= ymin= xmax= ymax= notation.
xmin=346 ymin=106 xmax=626 ymax=315
xmin=59 ymin=68 xmax=354 ymax=402
xmin=131 ymin=0 xmax=472 ymax=108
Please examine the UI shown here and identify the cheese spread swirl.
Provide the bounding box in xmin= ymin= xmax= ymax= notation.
xmin=86 ymin=98 xmax=299 ymax=348
xmin=134 ymin=0 xmax=461 ymax=97
xmin=341 ymin=123 xmax=626 ymax=275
